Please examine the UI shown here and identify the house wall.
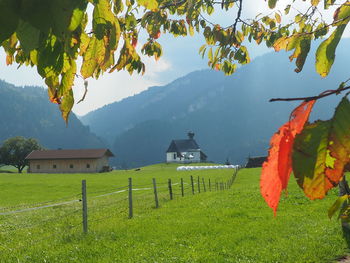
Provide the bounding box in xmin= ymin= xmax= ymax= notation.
xmin=95 ymin=156 xmax=109 ymax=171
xmin=28 ymin=157 xmax=109 ymax=173
xmin=166 ymin=151 xmax=201 ymax=163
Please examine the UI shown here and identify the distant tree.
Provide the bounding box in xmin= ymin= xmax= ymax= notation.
xmin=0 ymin=137 xmax=43 ymax=173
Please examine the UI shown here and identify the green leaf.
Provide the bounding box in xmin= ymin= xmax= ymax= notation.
xmin=328 ymin=195 xmax=349 ymax=219
xmin=19 ymin=0 xmax=87 ymax=36
xmin=292 ymin=37 xmax=311 ymax=73
xmin=137 ymin=0 xmax=158 ymax=10
xmin=324 ymin=0 xmax=336 ymax=9
xmin=315 ymin=24 xmax=347 ymax=77
xmin=93 ymin=0 xmax=115 ymax=40
xmin=125 ymin=13 xmax=137 ymax=30
xmin=292 ymin=96 xmax=350 ymax=199
xmin=314 ymin=23 xmax=328 ymax=38
xmin=207 ymin=5 xmax=214 ymax=15
xmin=292 ymin=120 xmax=332 ymax=199
xmin=284 ymin=4 xmax=291 ymax=14
xmin=268 ymin=0 xmax=278 ymax=9
xmin=50 ymin=0 xmax=87 ymax=35
xmin=16 ymin=20 xmax=40 ymax=54
xmin=208 ymin=47 xmax=213 ymax=61
xmin=68 ymin=5 xmax=87 ymax=31
xmin=275 ymin=13 xmax=281 ymax=23
xmin=333 ymin=2 xmax=350 ymax=26
xmin=93 ymin=0 xmax=120 ymax=52
xmin=19 ymin=0 xmax=51 ymax=32
xmin=189 ymin=25 xmax=194 ymax=36
xmin=81 ymin=36 xmax=106 ymax=78
xmin=234 ymin=46 xmax=250 ymax=64
xmin=113 ymin=0 xmax=124 ymax=14
xmin=58 ymin=59 xmax=76 ymax=122
xmin=37 ymin=35 xmax=64 ymax=79
xmin=59 ymin=89 xmax=74 ymax=123
xmin=0 ymin=0 xmax=20 ymax=43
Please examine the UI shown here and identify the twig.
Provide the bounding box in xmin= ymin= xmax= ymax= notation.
xmin=77 ymin=81 xmax=88 ymax=104
xmin=270 ymin=86 xmax=350 ymax=102
xmin=232 ymin=0 xmax=242 ymax=33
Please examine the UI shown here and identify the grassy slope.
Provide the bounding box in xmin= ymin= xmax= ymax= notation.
xmin=0 ymin=165 xmax=348 ymax=262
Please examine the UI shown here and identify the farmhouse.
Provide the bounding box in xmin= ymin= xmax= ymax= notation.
xmin=25 ymin=148 xmax=114 ymax=173
xmin=166 ymin=132 xmax=207 ymax=163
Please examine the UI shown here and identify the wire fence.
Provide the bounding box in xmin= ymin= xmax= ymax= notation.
xmin=0 ymin=168 xmax=240 ymax=250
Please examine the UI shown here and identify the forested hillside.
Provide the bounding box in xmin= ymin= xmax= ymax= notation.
xmin=0 ymin=81 xmax=105 ymax=150
xmin=81 ymin=39 xmax=350 ymax=169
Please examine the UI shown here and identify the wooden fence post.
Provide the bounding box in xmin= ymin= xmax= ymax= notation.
xmin=191 ymin=176 xmax=195 ymax=195
xmin=168 ymin=179 xmax=173 ymax=200
xmin=152 ymin=178 xmax=159 ymax=208
xmin=202 ymin=178 xmax=206 ymax=192
xmin=82 ymin=180 xmax=88 ymax=234
xmin=209 ymin=178 xmax=211 ymax=192
xmin=181 ymin=178 xmax=184 ymax=197
xmin=128 ymin=177 xmax=133 ymax=219
xmin=197 ymin=176 xmax=201 ymax=193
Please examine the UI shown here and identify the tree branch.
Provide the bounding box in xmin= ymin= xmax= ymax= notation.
xmin=232 ymin=0 xmax=242 ymax=33
xmin=269 ymin=86 xmax=350 ymax=102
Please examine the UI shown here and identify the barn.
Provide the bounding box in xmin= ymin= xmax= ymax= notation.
xmin=25 ymin=148 xmax=114 ymax=173
xmin=166 ymin=132 xmax=207 ymax=163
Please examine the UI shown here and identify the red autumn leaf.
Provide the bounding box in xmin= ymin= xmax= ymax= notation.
xmin=132 ymin=36 xmax=138 ymax=48
xmin=153 ymin=30 xmax=161 ymax=39
xmin=260 ymin=100 xmax=315 ymax=215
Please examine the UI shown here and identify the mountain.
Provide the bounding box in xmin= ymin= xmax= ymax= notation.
xmin=81 ymin=40 xmax=350 ymax=168
xmin=0 ymin=80 xmax=105 ymax=150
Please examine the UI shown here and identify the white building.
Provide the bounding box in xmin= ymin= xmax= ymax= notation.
xmin=166 ymin=132 xmax=207 ymax=163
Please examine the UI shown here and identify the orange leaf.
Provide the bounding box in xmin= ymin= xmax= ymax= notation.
xmin=260 ymin=100 xmax=315 ymax=215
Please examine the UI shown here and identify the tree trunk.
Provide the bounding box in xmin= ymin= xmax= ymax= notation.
xmin=17 ymin=165 xmax=24 ymax=173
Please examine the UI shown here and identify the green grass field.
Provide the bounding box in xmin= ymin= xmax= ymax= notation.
xmin=0 ymin=164 xmax=348 ymax=262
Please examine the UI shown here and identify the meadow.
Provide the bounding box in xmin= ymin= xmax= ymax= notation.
xmin=0 ymin=164 xmax=348 ymax=263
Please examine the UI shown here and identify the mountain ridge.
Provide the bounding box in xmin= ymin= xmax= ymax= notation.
xmin=0 ymin=80 xmax=106 ymax=150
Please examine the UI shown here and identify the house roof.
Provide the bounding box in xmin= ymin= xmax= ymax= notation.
xmin=245 ymin=156 xmax=267 ymax=168
xmin=166 ymin=139 xmax=200 ymax=153
xmin=25 ymin=149 xmax=114 ymax=160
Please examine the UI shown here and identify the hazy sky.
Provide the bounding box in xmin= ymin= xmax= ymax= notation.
xmin=0 ymin=0 xmax=344 ymax=116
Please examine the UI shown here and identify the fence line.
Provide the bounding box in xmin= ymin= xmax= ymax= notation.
xmin=0 ymin=167 xmax=240 ymax=241
xmin=0 ymin=193 xmax=81 ymax=211
xmin=0 ymin=199 xmax=81 ymax=216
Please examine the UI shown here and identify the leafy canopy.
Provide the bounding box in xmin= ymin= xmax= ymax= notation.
xmin=2 ymin=0 xmax=350 ymax=217
xmin=0 ymin=136 xmax=43 ymax=173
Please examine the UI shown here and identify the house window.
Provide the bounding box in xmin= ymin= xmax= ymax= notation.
xmin=173 ymin=153 xmax=176 ymax=159
xmin=70 ymin=164 xmax=74 ymax=168
xmin=86 ymin=164 xmax=90 ymax=168
xmin=36 ymin=165 xmax=40 ymax=169
xmin=53 ymin=164 xmax=57 ymax=169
